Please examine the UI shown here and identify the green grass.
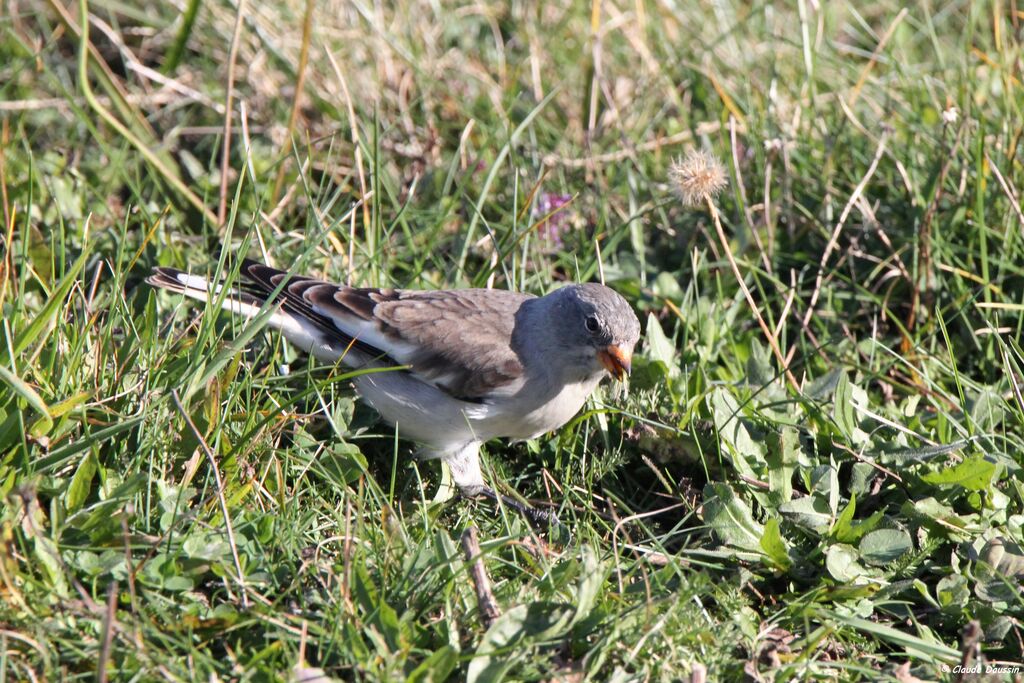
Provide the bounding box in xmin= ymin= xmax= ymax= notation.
xmin=2 ymin=0 xmax=1024 ymax=680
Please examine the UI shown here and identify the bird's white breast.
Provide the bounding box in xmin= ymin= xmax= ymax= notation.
xmin=465 ymin=374 xmax=603 ymax=441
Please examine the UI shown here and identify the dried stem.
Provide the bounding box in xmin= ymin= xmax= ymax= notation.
xmin=96 ymin=581 xmax=118 ymax=683
xmin=705 ymin=196 xmax=800 ymax=392
xmin=270 ymin=0 xmax=315 ymax=205
xmin=460 ymin=526 xmax=500 ymax=628
xmin=218 ymin=0 xmax=247 ymax=226
xmin=171 ymin=389 xmax=249 ymax=607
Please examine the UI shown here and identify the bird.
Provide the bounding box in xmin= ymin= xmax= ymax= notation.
xmin=146 ymin=259 xmax=641 ymax=525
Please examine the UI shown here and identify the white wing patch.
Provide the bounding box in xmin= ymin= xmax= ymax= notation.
xmin=165 ymin=272 xmax=340 ymax=362
xmin=310 ymin=302 xmax=420 ymax=364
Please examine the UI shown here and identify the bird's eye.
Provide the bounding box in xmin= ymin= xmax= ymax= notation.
xmin=585 ymin=315 xmax=600 ymax=333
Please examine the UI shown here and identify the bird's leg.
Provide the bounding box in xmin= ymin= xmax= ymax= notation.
xmin=446 ymin=446 xmax=562 ymax=529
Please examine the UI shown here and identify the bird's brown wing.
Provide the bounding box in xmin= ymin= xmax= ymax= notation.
xmin=240 ymin=260 xmax=532 ymax=402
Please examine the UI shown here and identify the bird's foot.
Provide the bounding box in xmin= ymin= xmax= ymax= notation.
xmin=462 ymin=485 xmax=562 ymax=530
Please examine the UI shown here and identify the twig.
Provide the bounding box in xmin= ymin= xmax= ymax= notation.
xmin=218 ymin=0 xmax=248 ymax=226
xmin=0 ymin=90 xmax=220 ymax=114
xmin=48 ymin=0 xmax=160 ymax=135
xmin=87 ymin=13 xmax=223 ymax=112
xmin=170 ymin=389 xmax=250 ymax=607
xmin=830 ymin=441 xmax=902 ymax=483
xmin=0 ymin=118 xmax=12 ymax=308
xmin=773 ymin=269 xmax=797 ymax=340
xmin=729 ymin=116 xmax=771 ymax=275
xmin=460 ymin=526 xmax=500 ymax=628
xmin=341 ymin=497 xmax=354 ymax=612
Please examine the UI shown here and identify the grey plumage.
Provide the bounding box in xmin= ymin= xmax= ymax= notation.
xmin=147 ymin=259 xmax=640 ymax=521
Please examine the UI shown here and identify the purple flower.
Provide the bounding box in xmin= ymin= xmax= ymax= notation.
xmin=532 ymin=192 xmax=574 ymax=247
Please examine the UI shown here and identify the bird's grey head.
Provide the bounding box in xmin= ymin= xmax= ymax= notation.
xmin=543 ymin=283 xmax=641 ymax=381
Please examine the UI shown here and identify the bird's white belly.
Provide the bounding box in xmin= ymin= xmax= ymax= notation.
xmin=467 ymin=376 xmax=601 ymax=441
xmin=353 ymin=368 xmax=602 ymax=448
xmin=352 ymin=371 xmax=478 ymax=447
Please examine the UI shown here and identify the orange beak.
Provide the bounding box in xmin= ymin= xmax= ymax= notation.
xmin=597 ymin=345 xmax=632 ymax=381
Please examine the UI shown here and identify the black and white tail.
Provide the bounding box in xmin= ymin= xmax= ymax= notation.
xmin=145 ymin=264 xmax=353 ymax=363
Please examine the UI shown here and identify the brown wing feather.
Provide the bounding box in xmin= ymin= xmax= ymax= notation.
xmin=304 ymin=283 xmax=534 ymax=401
xmin=378 ymin=289 xmax=531 ymax=399
xmin=236 ymin=259 xmax=391 ymax=361
xmin=241 ymin=260 xmax=533 ymax=401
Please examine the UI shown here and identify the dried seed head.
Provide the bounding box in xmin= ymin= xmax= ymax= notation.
xmin=669 ymin=149 xmax=728 ymax=207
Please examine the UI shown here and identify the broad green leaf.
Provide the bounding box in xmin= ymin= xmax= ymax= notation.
xmin=844 ymin=509 xmax=885 ymax=544
xmin=467 ymin=602 xmax=575 ymax=683
xmin=702 ymin=483 xmax=764 ymax=552
xmin=831 ymin=495 xmax=856 ymax=541
xmin=984 ymin=616 xmax=1015 ymax=643
xmin=572 ymin=546 xmax=602 ymax=625
xmin=652 ymin=271 xmax=684 ymax=301
xmin=824 ymin=612 xmax=959 ymax=660
xmin=902 ymin=498 xmax=978 ymax=539
xmin=48 ymin=392 xmax=90 ymax=418
xmin=833 ymin=371 xmax=856 ymax=436
xmin=466 ymin=547 xmax=601 ymax=683
xmin=642 ymin=313 xmax=676 ymax=370
xmin=161 ymin=575 xmax=193 ymax=592
xmin=970 ymin=388 xmax=1006 ymax=433
xmin=779 ymin=495 xmax=832 ymax=533
xmin=73 ymin=473 xmax=146 ymax=528
xmin=745 ymin=338 xmax=774 ymax=388
xmin=825 ymin=544 xmax=872 ymax=583
xmin=65 ymin=452 xmax=98 ymax=513
xmin=980 ymin=537 xmax=1024 ymax=578
xmin=921 ymin=456 xmax=998 ymax=491
xmin=809 ymin=458 xmax=840 ymax=517
xmin=806 ymin=367 xmax=843 ymax=400
xmin=407 ymin=646 xmax=458 ymax=683
xmin=182 ymin=533 xmax=231 ymax=561
xmin=848 ymin=462 xmax=879 ymax=496
xmin=973 ymin=563 xmax=1021 ymax=604
xmin=13 ymin=493 xmax=70 ymax=597
xmin=759 ymin=518 xmax=791 ymax=570
xmin=375 ymin=601 xmax=403 ymax=651
xmin=766 ymin=427 xmax=797 ymax=505
xmin=316 ymin=441 xmax=369 ymax=486
xmin=709 ymin=389 xmax=767 ymax=476
xmin=936 ymin=574 xmax=969 ymax=610
xmin=859 ymin=529 xmax=912 ymax=566
xmin=880 ymin=440 xmax=969 ymax=462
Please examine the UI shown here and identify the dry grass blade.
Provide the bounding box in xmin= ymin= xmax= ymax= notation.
xmin=71 ymin=0 xmax=217 ymax=225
